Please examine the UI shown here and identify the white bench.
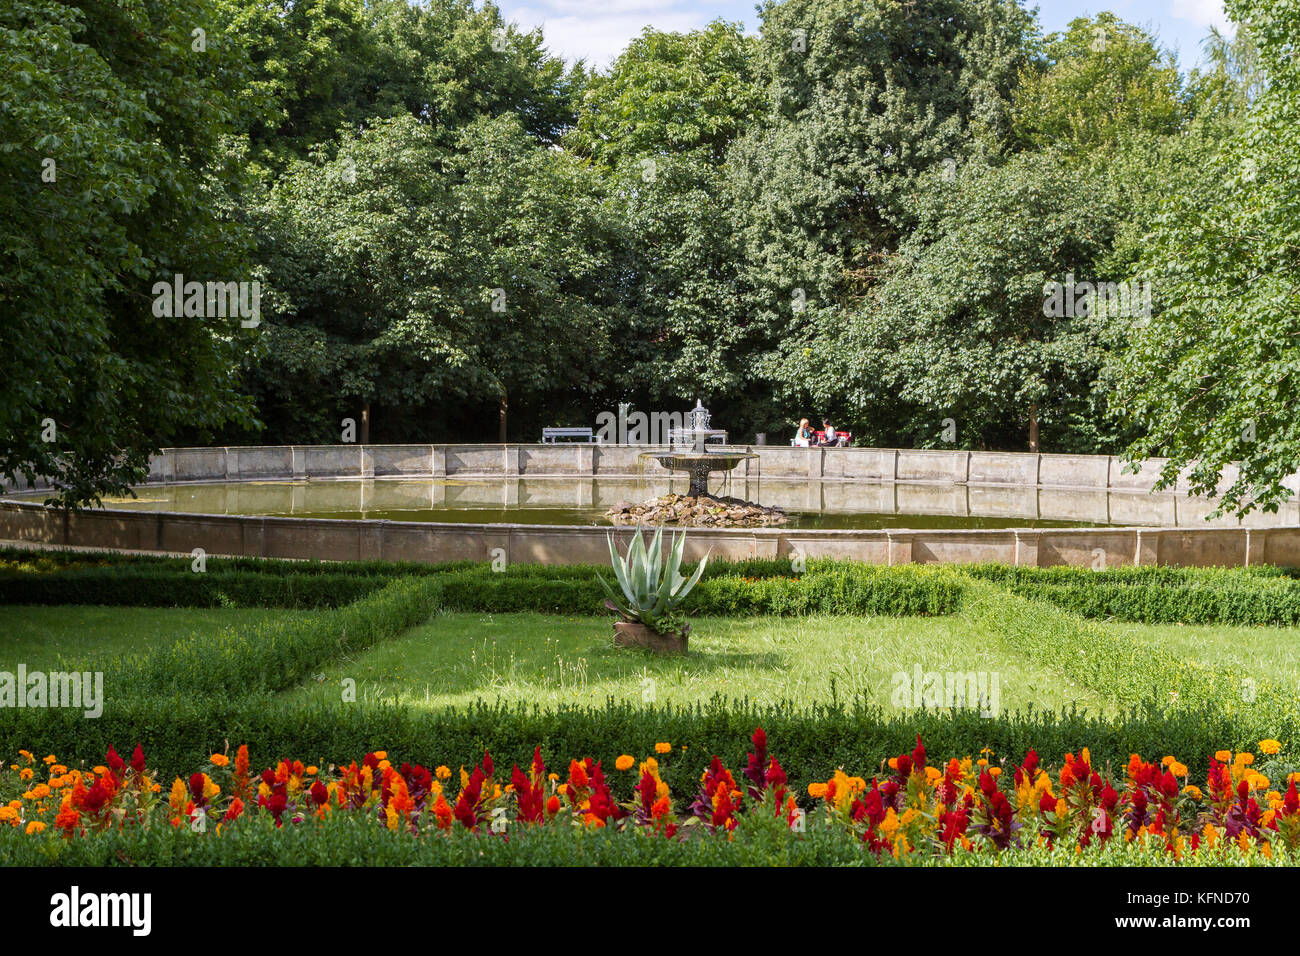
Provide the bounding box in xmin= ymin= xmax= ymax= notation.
xmin=541 ymin=427 xmax=594 ymax=443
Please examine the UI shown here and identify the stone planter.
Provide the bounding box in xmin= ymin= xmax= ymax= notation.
xmin=612 ymin=620 xmax=689 ymax=654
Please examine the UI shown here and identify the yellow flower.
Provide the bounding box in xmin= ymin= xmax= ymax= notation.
xmin=1259 ymin=739 xmax=1281 ymax=756
xmin=210 ymin=754 xmax=229 ymax=767
xmin=25 ymin=821 xmax=45 ymax=835
xmin=1183 ymin=785 xmax=1203 ymax=800
xmin=1161 ymin=755 xmax=1175 ymax=767
xmin=1169 ymin=762 xmax=1188 ymax=778
xmin=655 ymin=743 xmax=671 ymax=754
xmin=615 ymin=755 xmax=635 ymax=771
xmin=435 ymin=766 xmax=451 ymax=780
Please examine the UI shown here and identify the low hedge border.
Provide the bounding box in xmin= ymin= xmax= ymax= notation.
xmin=110 ymin=577 xmax=446 ymax=698
xmin=8 ymin=548 xmax=1300 ymax=625
xmin=960 ymin=580 xmax=1296 ymax=739
xmin=4 ymin=810 xmax=1292 ymax=867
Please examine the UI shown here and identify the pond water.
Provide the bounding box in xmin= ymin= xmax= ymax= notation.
xmin=39 ymin=476 xmax=1154 ymax=530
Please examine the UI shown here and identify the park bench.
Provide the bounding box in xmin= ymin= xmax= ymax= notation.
xmin=541 ymin=427 xmax=595 ymax=443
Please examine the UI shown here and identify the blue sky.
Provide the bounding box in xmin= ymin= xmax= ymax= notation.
xmin=499 ymin=0 xmax=1233 ymax=69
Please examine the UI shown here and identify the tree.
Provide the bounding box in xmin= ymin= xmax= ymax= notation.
xmin=1 ymin=0 xmax=258 ymax=506
xmin=721 ymin=0 xmax=1036 ymax=433
xmin=223 ymin=0 xmax=585 ymax=171
xmin=251 ymin=113 xmax=616 ymax=443
xmin=1010 ymin=13 xmax=1186 ymax=153
xmin=783 ymin=153 xmax=1123 ymax=451
xmin=1112 ymin=0 xmax=1300 ymax=516
xmin=566 ymin=21 xmax=760 ymax=168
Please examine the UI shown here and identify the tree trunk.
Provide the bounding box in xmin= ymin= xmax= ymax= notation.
xmin=497 ymin=389 xmax=508 ymax=443
xmin=1028 ymin=403 xmax=1039 ymax=453
xmin=360 ymin=402 xmax=371 ymax=445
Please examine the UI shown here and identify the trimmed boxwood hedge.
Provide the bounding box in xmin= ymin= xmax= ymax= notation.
xmin=9 ymin=810 xmax=1291 ymax=867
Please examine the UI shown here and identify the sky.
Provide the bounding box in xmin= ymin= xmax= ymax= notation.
xmin=498 ymin=0 xmax=1235 ymax=69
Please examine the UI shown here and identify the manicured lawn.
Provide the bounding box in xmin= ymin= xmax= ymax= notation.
xmin=280 ymin=611 xmax=1113 ymax=714
xmin=0 ymin=605 xmax=316 ymax=669
xmin=1105 ymin=620 xmax=1300 ymax=685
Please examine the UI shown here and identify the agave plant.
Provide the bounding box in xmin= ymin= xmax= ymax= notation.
xmin=597 ymin=526 xmax=709 ymax=633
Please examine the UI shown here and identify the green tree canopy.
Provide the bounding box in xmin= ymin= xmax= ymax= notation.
xmin=1112 ymin=0 xmax=1300 ymax=516
xmin=1 ymin=0 xmax=258 ymax=505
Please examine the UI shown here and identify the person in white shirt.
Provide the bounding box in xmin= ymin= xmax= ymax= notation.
xmin=818 ymin=418 xmax=840 ymax=447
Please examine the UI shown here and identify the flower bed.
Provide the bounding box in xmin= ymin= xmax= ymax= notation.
xmin=4 ymin=731 xmax=1298 ymax=863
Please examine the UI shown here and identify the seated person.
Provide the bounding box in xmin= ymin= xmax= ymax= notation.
xmin=793 ymin=418 xmax=813 ymax=447
xmin=818 ymin=418 xmax=842 ymax=447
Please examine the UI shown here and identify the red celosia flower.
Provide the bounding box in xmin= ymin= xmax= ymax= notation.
xmin=223 ymin=797 xmax=245 ymax=822
xmin=130 ymin=744 xmax=146 ymax=774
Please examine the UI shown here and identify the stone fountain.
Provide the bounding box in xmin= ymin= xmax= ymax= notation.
xmin=607 ymin=401 xmax=786 ymax=527
xmin=647 ymin=400 xmax=754 ymax=497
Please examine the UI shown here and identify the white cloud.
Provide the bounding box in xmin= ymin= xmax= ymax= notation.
xmin=501 ymin=1 xmax=742 ymax=66
xmin=1167 ymin=0 xmax=1231 ymax=31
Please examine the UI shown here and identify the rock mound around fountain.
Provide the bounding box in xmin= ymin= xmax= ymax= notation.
xmin=606 ymin=493 xmax=787 ymax=528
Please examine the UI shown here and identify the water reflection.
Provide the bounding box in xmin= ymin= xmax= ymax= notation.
xmin=56 ymin=476 xmax=1298 ymax=530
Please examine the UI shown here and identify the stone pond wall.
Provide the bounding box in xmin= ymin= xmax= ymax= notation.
xmin=2 ymin=444 xmax=1298 ymax=568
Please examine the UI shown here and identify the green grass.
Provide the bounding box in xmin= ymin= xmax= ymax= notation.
xmin=278 ymin=610 xmax=1112 ymax=714
xmin=0 ymin=605 xmax=316 ymax=670
xmin=1105 ymin=619 xmax=1300 ymax=685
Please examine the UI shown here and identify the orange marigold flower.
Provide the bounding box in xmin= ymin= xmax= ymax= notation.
xmin=42 ymin=755 xmax=56 ymax=765
xmin=808 ymin=782 xmax=828 ymax=799
xmin=615 ymin=755 xmax=635 ymax=771
xmin=25 ymin=821 xmax=45 ymax=835
xmin=1170 ymin=762 xmax=1188 ymax=778
xmin=1183 ymin=785 xmax=1203 ymax=800
xmin=435 ymin=765 xmax=451 ymax=780
xmin=655 ymin=743 xmax=671 ymax=754
xmin=1259 ymin=739 xmax=1282 ymax=756
xmin=1215 ymin=750 xmax=1232 ymax=762
xmin=210 ymin=754 xmax=229 ymax=767
xmin=373 ymin=751 xmax=388 ymax=760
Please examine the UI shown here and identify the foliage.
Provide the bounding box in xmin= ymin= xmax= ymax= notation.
xmin=1010 ymin=13 xmax=1187 ymax=152
xmin=0 ymin=0 xmax=259 ymax=506
xmin=1112 ymin=0 xmax=1300 ymax=517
